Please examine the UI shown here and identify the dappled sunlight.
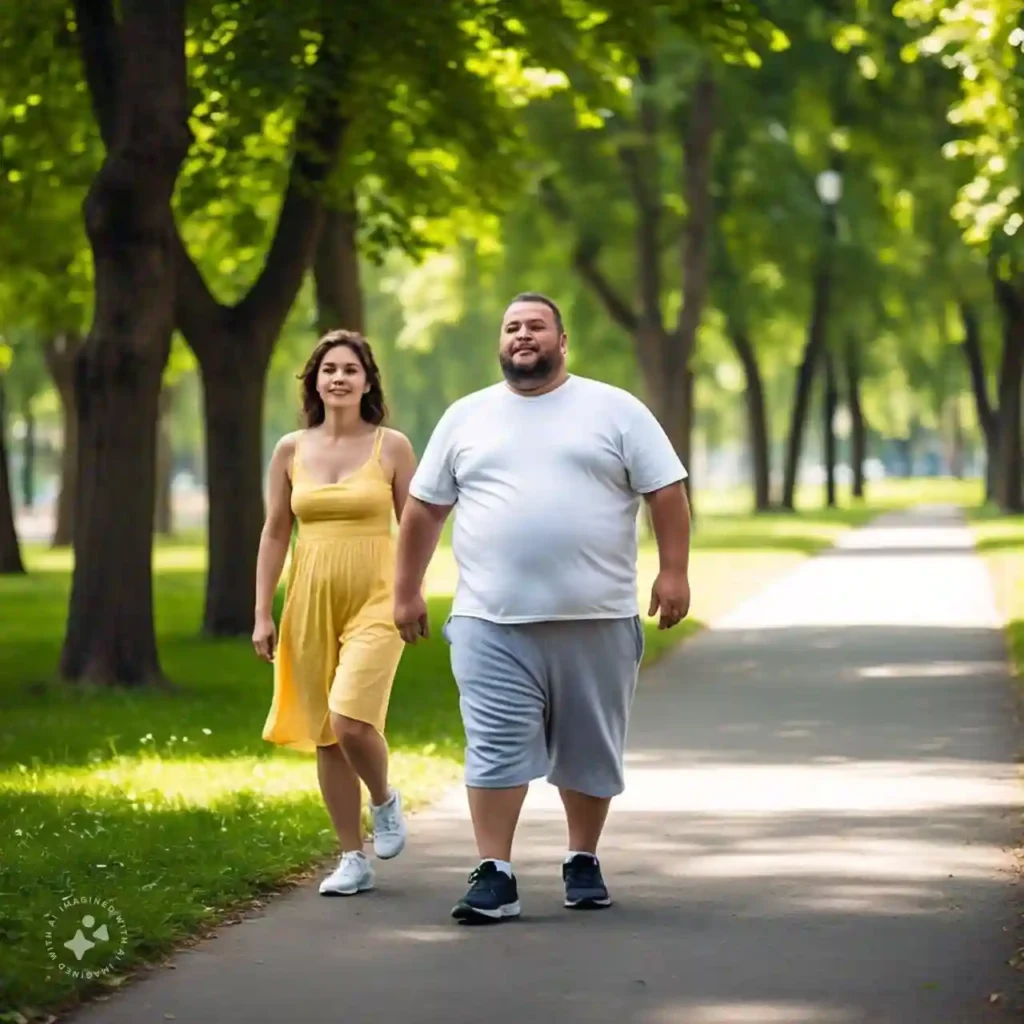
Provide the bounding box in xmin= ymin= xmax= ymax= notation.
xmin=674 ymin=836 xmax=1001 ymax=883
xmin=1 ymin=748 xmax=460 ymax=809
xmin=606 ymin=760 xmax=1020 ymax=813
xmin=646 ymin=1001 xmax=863 ymax=1024
xmin=856 ymin=660 xmax=1008 ymax=679
xmin=387 ymin=926 xmax=464 ymax=944
xmin=782 ymin=883 xmax=946 ymax=914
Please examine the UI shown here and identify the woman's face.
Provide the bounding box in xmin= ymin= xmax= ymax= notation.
xmin=316 ymin=344 xmax=368 ymax=415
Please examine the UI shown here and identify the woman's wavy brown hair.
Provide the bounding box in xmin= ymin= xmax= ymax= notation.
xmin=298 ymin=330 xmax=388 ymax=428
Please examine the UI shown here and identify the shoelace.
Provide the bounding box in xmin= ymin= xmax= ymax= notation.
xmin=467 ymin=864 xmax=492 ymax=885
xmin=375 ymin=805 xmax=400 ymax=833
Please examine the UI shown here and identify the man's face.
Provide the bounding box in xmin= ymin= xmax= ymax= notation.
xmin=498 ymin=301 xmax=566 ymax=385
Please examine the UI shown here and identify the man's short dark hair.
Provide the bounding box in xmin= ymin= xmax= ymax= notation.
xmin=508 ymin=292 xmax=564 ymax=334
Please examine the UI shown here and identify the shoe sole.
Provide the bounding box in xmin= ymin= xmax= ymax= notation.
xmin=320 ymin=880 xmax=375 ymax=897
xmin=451 ymin=900 xmax=521 ymax=924
xmin=373 ymin=830 xmax=407 ymax=860
xmin=564 ymin=896 xmax=611 ymax=909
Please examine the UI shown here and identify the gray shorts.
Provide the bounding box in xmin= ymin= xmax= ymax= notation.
xmin=441 ymin=614 xmax=645 ymax=798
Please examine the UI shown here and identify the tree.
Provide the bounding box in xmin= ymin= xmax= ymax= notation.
xmin=896 ymin=0 xmax=1024 ymax=509
xmin=57 ymin=0 xmax=191 ymax=687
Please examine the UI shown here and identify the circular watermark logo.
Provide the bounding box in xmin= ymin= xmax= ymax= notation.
xmin=44 ymin=895 xmax=128 ymax=980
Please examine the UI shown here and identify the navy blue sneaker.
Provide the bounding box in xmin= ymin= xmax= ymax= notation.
xmin=451 ymin=861 xmax=521 ymax=924
xmin=563 ymin=854 xmax=611 ymax=909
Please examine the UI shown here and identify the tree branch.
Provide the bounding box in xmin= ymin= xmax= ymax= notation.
xmin=573 ymin=239 xmax=640 ymax=334
xmin=538 ymin=178 xmax=638 ymax=334
xmin=232 ymin=36 xmax=352 ymax=344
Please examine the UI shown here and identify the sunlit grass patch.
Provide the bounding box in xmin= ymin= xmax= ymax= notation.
xmin=969 ymin=511 xmax=1024 ymax=676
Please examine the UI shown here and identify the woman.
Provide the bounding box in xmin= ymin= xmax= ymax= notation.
xmin=254 ymin=329 xmax=417 ymax=897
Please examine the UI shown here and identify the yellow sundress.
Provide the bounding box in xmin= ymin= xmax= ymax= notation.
xmin=262 ymin=427 xmax=405 ymax=752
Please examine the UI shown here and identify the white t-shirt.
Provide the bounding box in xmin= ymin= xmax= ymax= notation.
xmin=409 ymin=375 xmax=687 ymax=623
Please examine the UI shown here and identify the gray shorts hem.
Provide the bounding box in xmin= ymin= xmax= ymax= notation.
xmin=546 ymin=771 xmax=625 ymax=799
xmin=464 ymin=768 xmax=547 ymax=790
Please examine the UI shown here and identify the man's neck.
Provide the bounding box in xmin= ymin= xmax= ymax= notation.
xmin=506 ymin=370 xmax=571 ymax=397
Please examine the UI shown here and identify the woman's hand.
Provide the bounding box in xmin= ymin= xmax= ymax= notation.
xmin=253 ymin=612 xmax=277 ymax=662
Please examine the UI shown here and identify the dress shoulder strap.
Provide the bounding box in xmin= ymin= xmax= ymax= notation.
xmin=371 ymin=426 xmax=385 ymax=461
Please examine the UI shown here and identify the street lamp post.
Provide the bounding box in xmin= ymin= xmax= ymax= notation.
xmin=818 ymin=168 xmax=842 ymax=509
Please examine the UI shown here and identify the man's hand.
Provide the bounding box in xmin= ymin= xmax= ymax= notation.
xmin=395 ymin=592 xmax=430 ymax=644
xmin=648 ymin=569 xmax=690 ymax=630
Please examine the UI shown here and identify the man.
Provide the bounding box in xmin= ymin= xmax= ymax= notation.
xmin=393 ymin=292 xmax=691 ymax=924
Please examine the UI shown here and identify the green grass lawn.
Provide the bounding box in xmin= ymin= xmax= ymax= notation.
xmin=970 ymin=509 xmax=1024 ymax=677
xmin=0 ymin=479 xmax=979 ymax=1017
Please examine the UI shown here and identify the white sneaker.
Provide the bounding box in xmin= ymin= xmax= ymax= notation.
xmin=371 ymin=789 xmax=407 ymax=860
xmin=319 ymin=851 xmax=374 ymax=896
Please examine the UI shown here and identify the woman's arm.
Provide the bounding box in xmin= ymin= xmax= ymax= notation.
xmin=253 ymin=434 xmax=297 ymax=660
xmin=385 ymin=430 xmax=419 ymax=522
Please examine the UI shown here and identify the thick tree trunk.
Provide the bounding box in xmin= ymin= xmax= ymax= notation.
xmin=21 ymin=404 xmax=35 ymax=509
xmin=823 ymin=351 xmax=838 ymax=508
xmin=0 ymin=380 xmax=26 ymax=575
xmin=728 ymin=326 xmax=771 ymax=510
xmin=638 ymin=327 xmax=689 ymax=458
xmin=315 ymin=200 xmax=364 ymax=334
xmin=782 ymin=193 xmax=838 ymax=510
xmin=45 ymin=337 xmax=81 ymax=548
xmin=60 ymin=0 xmax=189 ymax=687
xmin=154 ymin=385 xmax=175 ymax=536
xmin=199 ymin=342 xmax=267 ymax=635
xmin=960 ymin=302 xmax=997 ymax=502
xmin=845 ymin=336 xmax=866 ymax=500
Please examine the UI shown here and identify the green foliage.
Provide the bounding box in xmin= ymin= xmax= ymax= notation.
xmin=896 ymin=0 xmax=1024 ymax=248
xmin=0 ymin=4 xmax=94 ymax=340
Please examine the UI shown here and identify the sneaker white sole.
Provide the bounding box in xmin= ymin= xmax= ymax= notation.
xmin=373 ymin=830 xmax=407 ymax=860
xmin=320 ymin=877 xmax=375 ymax=897
xmin=451 ymin=899 xmax=521 ymax=922
xmin=564 ymin=896 xmax=611 ymax=908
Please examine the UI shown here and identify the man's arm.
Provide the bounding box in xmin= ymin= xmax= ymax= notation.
xmin=393 ymin=496 xmax=452 ymax=642
xmin=645 ymin=481 xmax=690 ymax=575
xmin=644 ymin=481 xmax=692 ymax=629
xmin=395 ymin=497 xmax=451 ymax=598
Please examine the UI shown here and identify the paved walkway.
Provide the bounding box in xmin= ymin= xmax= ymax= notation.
xmin=74 ymin=507 xmax=1022 ymax=1024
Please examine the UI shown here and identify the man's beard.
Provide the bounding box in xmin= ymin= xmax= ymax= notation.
xmin=499 ymin=350 xmax=557 ymax=383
